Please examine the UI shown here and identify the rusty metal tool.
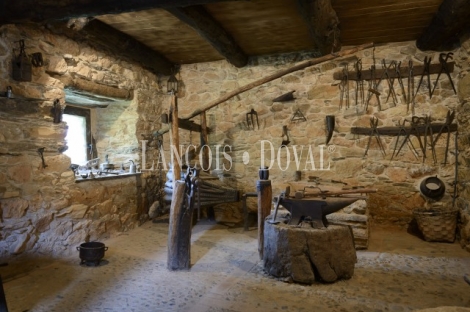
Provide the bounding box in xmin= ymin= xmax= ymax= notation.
xmin=395 ymin=117 xmax=425 ymax=162
xmin=354 ymin=59 xmax=364 ymax=107
xmin=413 ymin=56 xmax=432 ymax=100
xmin=421 ymin=115 xmax=437 ymax=164
xmin=338 ymin=64 xmax=349 ymax=109
xmin=431 ymin=52 xmax=457 ymax=97
xmin=37 ymin=147 xmax=48 ymax=169
xmin=246 ymin=108 xmax=259 ymax=130
xmin=383 ymin=60 xmax=398 ymax=105
xmin=394 ymin=61 xmax=407 ymax=104
xmin=364 ymin=117 xmax=386 ymax=157
xmin=391 ymin=120 xmax=419 ymax=161
xmin=365 ymin=65 xmax=382 ymax=111
xmin=432 ymin=110 xmax=455 ymax=165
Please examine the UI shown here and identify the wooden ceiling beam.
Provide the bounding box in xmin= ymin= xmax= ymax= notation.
xmin=46 ymin=19 xmax=174 ymax=75
xmin=296 ymin=0 xmax=341 ymax=55
xmin=0 ymin=0 xmax=244 ymax=24
xmin=166 ymin=6 xmax=248 ymax=68
xmin=416 ymin=0 xmax=470 ymax=51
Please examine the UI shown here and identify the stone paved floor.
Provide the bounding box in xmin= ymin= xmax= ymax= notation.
xmin=1 ymin=219 xmax=470 ymax=312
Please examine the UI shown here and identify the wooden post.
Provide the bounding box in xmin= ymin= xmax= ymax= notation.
xmin=200 ymin=111 xmax=210 ymax=171
xmin=167 ymin=180 xmax=193 ymax=270
xmin=257 ymin=168 xmax=272 ymax=260
xmin=169 ymin=94 xmax=181 ymax=185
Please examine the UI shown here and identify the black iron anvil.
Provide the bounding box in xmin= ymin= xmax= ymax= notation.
xmin=269 ymin=186 xmax=377 ymax=229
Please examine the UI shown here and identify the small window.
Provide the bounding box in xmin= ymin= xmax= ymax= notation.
xmin=63 ymin=106 xmax=92 ymax=165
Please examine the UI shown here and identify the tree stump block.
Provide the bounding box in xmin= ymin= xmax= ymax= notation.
xmin=263 ymin=220 xmax=357 ymax=284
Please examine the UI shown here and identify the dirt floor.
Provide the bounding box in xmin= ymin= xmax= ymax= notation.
xmin=1 ymin=219 xmax=470 ymax=312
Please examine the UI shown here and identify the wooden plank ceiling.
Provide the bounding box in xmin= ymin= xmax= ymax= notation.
xmin=97 ymin=0 xmax=443 ymax=66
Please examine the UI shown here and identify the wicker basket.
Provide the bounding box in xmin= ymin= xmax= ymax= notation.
xmin=413 ymin=208 xmax=458 ymax=243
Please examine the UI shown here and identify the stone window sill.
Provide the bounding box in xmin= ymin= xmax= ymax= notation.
xmin=74 ymin=172 xmax=141 ymax=183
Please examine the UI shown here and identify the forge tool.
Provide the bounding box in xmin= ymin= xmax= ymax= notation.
xmin=395 ymin=117 xmax=425 ymax=162
xmin=452 ymin=131 xmax=459 ymax=207
xmin=419 ymin=115 xmax=437 ymax=164
xmin=391 ymin=120 xmax=419 ymax=161
xmin=413 ymin=56 xmax=432 ymax=101
xmin=338 ymin=64 xmax=349 ymax=109
xmin=246 ymin=108 xmax=259 ymax=130
xmin=431 ymin=52 xmax=457 ymax=97
xmin=432 ymin=110 xmax=455 ymax=165
xmin=383 ymin=60 xmax=398 ymax=106
xmin=365 ymin=65 xmax=380 ymax=111
xmin=394 ymin=61 xmax=407 ymax=104
xmin=364 ymin=117 xmax=386 ymax=157
xmin=354 ymin=59 xmax=364 ymax=107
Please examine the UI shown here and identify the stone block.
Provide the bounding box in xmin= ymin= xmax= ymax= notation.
xmin=1 ymin=198 xmax=29 ymax=219
xmin=264 ymin=222 xmax=357 ymax=284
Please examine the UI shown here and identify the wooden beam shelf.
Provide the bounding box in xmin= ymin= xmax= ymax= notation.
xmin=351 ymin=123 xmax=457 ymax=136
xmin=333 ymin=62 xmax=454 ymax=81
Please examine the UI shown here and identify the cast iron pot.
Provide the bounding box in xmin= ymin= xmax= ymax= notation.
xmin=419 ymin=176 xmax=446 ymax=201
xmin=77 ymin=242 xmax=108 ymax=266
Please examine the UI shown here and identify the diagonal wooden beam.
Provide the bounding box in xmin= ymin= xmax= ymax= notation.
xmin=46 ymin=19 xmax=174 ymax=75
xmin=416 ymin=0 xmax=470 ymax=51
xmin=166 ymin=6 xmax=248 ymax=68
xmin=296 ymin=0 xmax=341 ymax=56
xmin=0 ymin=0 xmax=246 ymax=24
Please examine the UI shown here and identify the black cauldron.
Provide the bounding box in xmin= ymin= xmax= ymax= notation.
xmin=76 ymin=242 xmax=108 ymax=266
xmin=419 ymin=176 xmax=446 ymax=201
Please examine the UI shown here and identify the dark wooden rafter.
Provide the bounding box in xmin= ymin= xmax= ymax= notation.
xmin=166 ymin=6 xmax=248 ymax=68
xmin=416 ymin=0 xmax=470 ymax=51
xmin=46 ymin=19 xmax=174 ymax=75
xmin=0 ymin=0 xmax=244 ymax=24
xmin=296 ymin=0 xmax=341 ymax=55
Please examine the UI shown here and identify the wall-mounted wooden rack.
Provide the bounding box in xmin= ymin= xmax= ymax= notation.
xmin=333 ymin=62 xmax=454 ymax=81
xmin=351 ymin=123 xmax=457 ymax=136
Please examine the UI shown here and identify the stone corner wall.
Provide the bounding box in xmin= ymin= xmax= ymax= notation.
xmin=0 ymin=23 xmax=166 ymax=259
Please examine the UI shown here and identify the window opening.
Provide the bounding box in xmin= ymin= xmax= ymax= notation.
xmin=63 ymin=106 xmax=92 ymax=165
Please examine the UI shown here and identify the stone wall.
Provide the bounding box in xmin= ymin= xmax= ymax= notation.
xmin=171 ymin=40 xmax=470 ymax=251
xmin=0 ymin=23 xmax=165 ymax=259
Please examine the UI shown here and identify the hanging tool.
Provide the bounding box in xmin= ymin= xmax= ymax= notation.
xmin=413 ymin=56 xmax=432 ymax=101
xmin=37 ymin=147 xmax=48 ymax=169
xmin=364 ymin=117 xmax=386 ymax=157
xmin=338 ymin=64 xmax=349 ymax=109
xmin=431 ymin=52 xmax=457 ymax=97
xmin=394 ymin=61 xmax=407 ymax=104
xmin=395 ymin=117 xmax=425 ymax=162
xmin=383 ymin=60 xmax=398 ymax=106
xmin=391 ymin=120 xmax=419 ymax=161
xmin=354 ymin=59 xmax=364 ymax=107
xmin=452 ymin=131 xmax=459 ymax=207
xmin=365 ymin=65 xmax=382 ymax=111
xmin=421 ymin=115 xmax=437 ymax=164
xmin=273 ymin=90 xmax=295 ymax=102
xmin=407 ymin=59 xmax=414 ymax=113
xmin=325 ymin=115 xmax=335 ymax=145
xmin=432 ymin=110 xmax=455 ymax=165
xmin=281 ymin=125 xmax=290 ymax=147
xmin=291 ymin=108 xmax=306 ymax=122
xmin=246 ymin=108 xmax=259 ymax=130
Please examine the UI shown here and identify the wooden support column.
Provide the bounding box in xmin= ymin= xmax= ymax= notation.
xmin=257 ymin=168 xmax=272 ymax=260
xmin=169 ymin=94 xmax=181 ymax=185
xmin=200 ymin=112 xmax=210 ymax=171
xmin=167 ymin=180 xmax=193 ymax=270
